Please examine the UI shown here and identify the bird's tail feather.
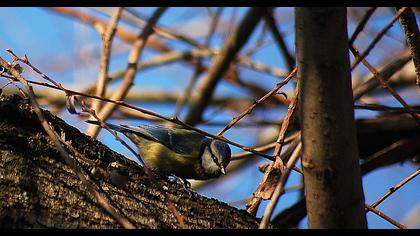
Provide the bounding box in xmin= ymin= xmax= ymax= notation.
xmin=85 ymin=120 xmax=129 ymax=133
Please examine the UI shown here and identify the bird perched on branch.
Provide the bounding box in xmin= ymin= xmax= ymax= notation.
xmin=86 ymin=120 xmax=231 ymax=180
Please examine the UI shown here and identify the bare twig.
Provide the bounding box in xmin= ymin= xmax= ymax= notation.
xmin=86 ymin=49 xmax=211 ymax=94
xmin=232 ymin=131 xmax=300 ymax=160
xmin=259 ymin=141 xmax=302 ymax=229
xmin=349 ymin=7 xmax=377 ymax=45
xmin=81 ymin=102 xmax=148 ymax=168
xmin=272 ymin=81 xmax=299 ymax=159
xmin=354 ymin=103 xmax=420 ymax=114
xmin=47 ymin=7 xmax=170 ymax=52
xmin=90 ymin=7 xmax=123 ymax=138
xmin=351 ymin=7 xmax=408 ymax=71
xmin=217 ymin=67 xmax=296 ymax=136
xmin=360 ymin=135 xmax=420 ymax=174
xmin=364 ymin=204 xmax=407 ymax=229
xmin=237 ymin=57 xmax=290 ymax=78
xmin=370 ymin=168 xmax=420 ymax=209
xmin=86 ymin=7 xmax=168 ymax=137
xmin=243 ymin=15 xmax=271 ymax=58
xmin=246 ymin=84 xmax=300 ymax=216
xmin=352 ymin=50 xmax=412 ymax=100
xmin=173 ymin=7 xmax=224 ymax=117
xmin=350 ymin=45 xmax=420 ymax=126
xmin=264 ymin=9 xmax=295 ymax=71
xmin=50 ymin=7 xmax=291 ymax=82
xmin=184 ymin=7 xmax=271 ymax=126
xmin=121 ymin=7 xmax=205 ymax=50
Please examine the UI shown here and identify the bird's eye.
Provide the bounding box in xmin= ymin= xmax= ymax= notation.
xmin=0 ymin=66 xmax=7 ymax=74
xmin=211 ymin=155 xmax=218 ymax=163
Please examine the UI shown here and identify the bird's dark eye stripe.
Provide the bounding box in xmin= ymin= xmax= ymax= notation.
xmin=208 ymin=146 xmax=218 ymax=162
xmin=0 ymin=66 xmax=7 ymax=74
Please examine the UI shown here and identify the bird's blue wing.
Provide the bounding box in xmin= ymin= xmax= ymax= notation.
xmin=120 ymin=124 xmax=199 ymax=155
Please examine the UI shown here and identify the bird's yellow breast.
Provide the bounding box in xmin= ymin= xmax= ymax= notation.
xmin=129 ymin=135 xmax=204 ymax=179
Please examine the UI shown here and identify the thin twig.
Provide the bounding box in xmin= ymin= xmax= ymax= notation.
xmin=238 ymin=57 xmax=290 ymax=78
xmin=184 ymin=7 xmax=271 ymax=126
xmin=173 ymin=7 xmax=224 ymax=117
xmin=90 ymin=7 xmax=123 ymax=138
xmin=272 ymin=83 xmax=299 ymax=159
xmin=231 ymin=131 xmax=300 ymax=160
xmin=244 ymin=18 xmax=268 ymax=58
xmin=85 ymin=49 xmax=212 ymax=94
xmin=51 ymin=7 xmax=291 ymax=82
xmin=354 ymin=103 xmax=420 ymax=114
xmin=351 ymin=7 xmax=408 ymax=71
xmin=259 ymin=141 xmax=302 ymax=229
xmin=217 ymin=67 xmax=296 ymax=136
xmin=264 ymin=9 xmax=295 ymax=71
xmin=87 ymin=7 xmax=168 ymax=137
xmin=349 ymin=7 xmax=377 ymax=45
xmin=349 ymin=45 xmax=420 ymax=126
xmin=246 ymin=85 xmax=300 ymax=216
xmin=370 ymin=168 xmax=420 ymax=209
xmin=352 ymin=50 xmax=412 ymax=100
xmin=364 ymin=204 xmax=407 ymax=229
xmin=47 ymin=7 xmax=170 ymax=52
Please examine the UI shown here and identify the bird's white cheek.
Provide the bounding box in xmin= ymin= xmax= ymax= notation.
xmin=201 ymin=150 xmax=221 ymax=176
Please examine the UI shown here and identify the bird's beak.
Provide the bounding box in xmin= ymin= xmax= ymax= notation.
xmin=220 ymin=166 xmax=226 ymax=175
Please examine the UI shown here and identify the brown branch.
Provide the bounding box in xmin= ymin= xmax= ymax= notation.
xmin=217 ymin=67 xmax=296 ymax=136
xmin=354 ymin=103 xmax=420 ymax=114
xmin=351 ymin=7 xmax=408 ymax=71
xmin=85 ymin=49 xmax=211 ymax=95
xmin=47 ymin=7 xmax=170 ymax=52
xmin=350 ymin=45 xmax=420 ymax=126
xmin=246 ymin=86 xmax=300 ymax=216
xmin=360 ymin=135 xmax=420 ymax=174
xmin=259 ymin=85 xmax=301 ymax=227
xmin=370 ymin=168 xmax=420 ymax=208
xmin=264 ymin=9 xmax=295 ymax=71
xmin=121 ymin=7 xmax=205 ymax=50
xmin=364 ymin=204 xmax=407 ymax=229
xmin=349 ymin=7 xmax=377 ymax=45
xmin=184 ymin=7 xmax=271 ymax=126
xmin=397 ymin=7 xmax=420 ymax=87
xmin=48 ymin=7 xmax=290 ymax=83
xmin=352 ymin=50 xmax=412 ymax=100
xmin=272 ymin=81 xmax=299 ymax=159
xmin=90 ymin=7 xmax=123 ymax=137
xmin=97 ymin=7 xmax=290 ymax=82
xmin=173 ymin=7 xmax=224 ymax=117
xmin=231 ymin=131 xmax=300 ymax=160
xmin=259 ymin=141 xmax=302 ymax=229
xmin=86 ymin=7 xmax=168 ymax=137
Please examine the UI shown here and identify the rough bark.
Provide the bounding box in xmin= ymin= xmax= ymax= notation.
xmin=296 ymin=7 xmax=367 ymax=228
xmin=0 ymin=94 xmax=260 ymax=228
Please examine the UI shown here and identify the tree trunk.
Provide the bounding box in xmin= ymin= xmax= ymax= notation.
xmin=0 ymin=94 xmax=261 ymax=228
xmin=295 ymin=7 xmax=367 ymax=228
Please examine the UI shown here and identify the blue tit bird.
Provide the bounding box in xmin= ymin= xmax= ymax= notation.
xmin=86 ymin=120 xmax=231 ymax=180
